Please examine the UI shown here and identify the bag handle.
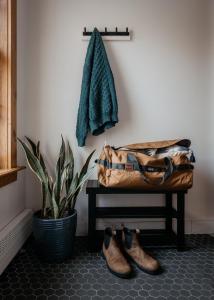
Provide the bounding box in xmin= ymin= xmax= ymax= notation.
xmin=141 ymin=157 xmax=174 ymax=185
xmin=127 ymin=153 xmax=174 ymax=185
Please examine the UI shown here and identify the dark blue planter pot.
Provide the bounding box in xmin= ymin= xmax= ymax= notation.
xmin=33 ymin=210 xmax=77 ymax=262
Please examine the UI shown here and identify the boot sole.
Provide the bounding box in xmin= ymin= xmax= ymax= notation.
xmin=126 ymin=253 xmax=161 ymax=275
xmin=100 ymin=250 xmax=132 ymax=279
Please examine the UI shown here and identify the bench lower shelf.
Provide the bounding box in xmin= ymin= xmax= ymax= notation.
xmin=86 ymin=180 xmax=186 ymax=252
xmin=96 ymin=207 xmax=178 ymax=218
xmin=89 ymin=229 xmax=180 ymax=251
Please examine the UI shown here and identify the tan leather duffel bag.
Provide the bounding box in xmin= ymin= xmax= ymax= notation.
xmin=96 ymin=139 xmax=195 ymax=190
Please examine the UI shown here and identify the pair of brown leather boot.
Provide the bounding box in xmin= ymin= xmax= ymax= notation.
xmin=102 ymin=226 xmax=160 ymax=278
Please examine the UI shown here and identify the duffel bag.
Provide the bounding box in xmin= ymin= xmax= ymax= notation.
xmin=96 ymin=139 xmax=195 ymax=190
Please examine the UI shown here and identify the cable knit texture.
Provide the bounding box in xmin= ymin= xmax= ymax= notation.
xmin=76 ymin=28 xmax=118 ymax=147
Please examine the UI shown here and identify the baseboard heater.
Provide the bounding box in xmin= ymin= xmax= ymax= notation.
xmin=0 ymin=209 xmax=33 ymax=275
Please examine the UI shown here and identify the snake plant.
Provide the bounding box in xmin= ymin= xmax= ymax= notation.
xmin=18 ymin=136 xmax=95 ymax=219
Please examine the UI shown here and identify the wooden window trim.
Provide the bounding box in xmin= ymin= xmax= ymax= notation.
xmin=0 ymin=166 xmax=25 ymax=188
xmin=0 ymin=0 xmax=24 ymax=188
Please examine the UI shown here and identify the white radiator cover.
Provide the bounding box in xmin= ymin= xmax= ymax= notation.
xmin=0 ymin=209 xmax=33 ymax=275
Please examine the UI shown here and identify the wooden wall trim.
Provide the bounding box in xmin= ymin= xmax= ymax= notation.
xmin=0 ymin=0 xmax=17 ymax=170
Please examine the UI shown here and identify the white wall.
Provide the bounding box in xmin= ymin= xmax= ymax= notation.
xmin=0 ymin=175 xmax=25 ymax=231
xmin=18 ymin=0 xmax=214 ymax=235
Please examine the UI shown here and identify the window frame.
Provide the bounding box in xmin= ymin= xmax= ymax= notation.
xmin=0 ymin=0 xmax=24 ymax=187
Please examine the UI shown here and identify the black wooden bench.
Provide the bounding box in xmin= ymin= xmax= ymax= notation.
xmin=86 ymin=180 xmax=187 ymax=252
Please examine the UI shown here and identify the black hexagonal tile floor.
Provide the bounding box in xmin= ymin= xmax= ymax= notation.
xmin=0 ymin=235 xmax=214 ymax=299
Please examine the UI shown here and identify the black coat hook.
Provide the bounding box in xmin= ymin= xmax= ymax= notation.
xmin=83 ymin=27 xmax=130 ymax=37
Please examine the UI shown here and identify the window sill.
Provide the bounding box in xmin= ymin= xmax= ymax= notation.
xmin=0 ymin=166 xmax=26 ymax=188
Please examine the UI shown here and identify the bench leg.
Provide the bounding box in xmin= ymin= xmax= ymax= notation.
xmin=88 ymin=193 xmax=96 ymax=252
xmin=165 ymin=192 xmax=173 ymax=234
xmin=177 ymin=192 xmax=185 ymax=251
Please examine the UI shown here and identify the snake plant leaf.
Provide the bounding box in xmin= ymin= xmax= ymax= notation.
xmin=67 ymin=169 xmax=94 ymax=211
xmin=25 ymin=136 xmax=37 ymax=156
xmin=58 ymin=197 xmax=67 ymax=218
xmin=18 ymin=138 xmax=49 ymax=186
xmin=54 ymin=136 xmax=66 ymax=204
xmin=39 ymin=154 xmax=47 ymax=175
xmin=48 ymin=175 xmax=53 ymax=192
xmin=60 ymin=162 xmax=70 ymax=192
xmin=25 ymin=136 xmax=48 ymax=175
xmin=76 ymin=168 xmax=94 ymax=194
xmin=41 ymin=183 xmax=47 ymax=218
xmin=36 ymin=141 xmax=40 ymax=157
xmin=59 ymin=135 xmax=66 ymax=170
xmin=67 ymin=168 xmax=92 ymax=206
xmin=66 ymin=151 xmax=95 ymax=210
xmin=19 ymin=136 xmax=94 ymax=219
xmin=66 ymin=173 xmax=79 ymax=201
xmin=65 ymin=142 xmax=74 ymax=194
xmin=79 ymin=150 xmax=95 ymax=182
xmin=51 ymin=187 xmax=59 ymax=219
xmin=67 ymin=141 xmax=74 ymax=171
xmin=36 ymin=141 xmax=48 ymax=175
xmin=18 ymin=138 xmax=53 ymax=216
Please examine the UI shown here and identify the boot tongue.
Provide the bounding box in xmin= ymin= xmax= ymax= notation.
xmin=104 ymin=227 xmax=114 ymax=249
xmin=132 ymin=230 xmax=141 ymax=248
xmin=124 ymin=229 xmax=133 ymax=249
xmin=133 ymin=230 xmax=146 ymax=258
xmin=124 ymin=228 xmax=141 ymax=249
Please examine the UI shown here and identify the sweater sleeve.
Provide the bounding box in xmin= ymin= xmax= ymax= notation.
xmin=76 ymin=33 xmax=96 ymax=147
xmin=76 ymin=66 xmax=90 ymax=147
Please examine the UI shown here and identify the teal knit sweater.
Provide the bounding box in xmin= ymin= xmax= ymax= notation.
xmin=76 ymin=28 xmax=118 ymax=147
